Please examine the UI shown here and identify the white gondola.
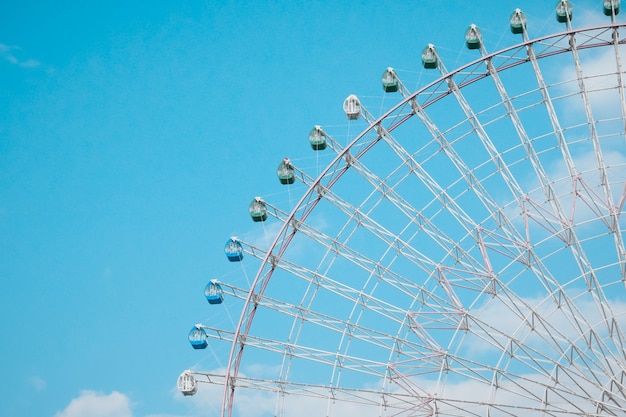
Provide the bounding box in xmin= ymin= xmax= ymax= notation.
xmin=343 ymin=94 xmax=361 ymax=120
xmin=177 ymin=371 xmax=197 ymax=396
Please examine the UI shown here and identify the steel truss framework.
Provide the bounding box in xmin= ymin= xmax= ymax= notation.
xmin=182 ymin=8 xmax=626 ymax=417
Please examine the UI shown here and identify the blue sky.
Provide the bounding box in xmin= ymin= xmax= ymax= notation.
xmin=1 ymin=1 xmax=621 ymax=417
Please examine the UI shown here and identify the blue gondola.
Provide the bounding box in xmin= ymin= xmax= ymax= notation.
xmin=249 ymin=197 xmax=268 ymax=222
xmin=465 ymin=24 xmax=482 ymax=50
xmin=309 ymin=125 xmax=327 ymax=151
xmin=188 ymin=325 xmax=208 ymax=349
xmin=277 ymin=158 xmax=296 ymax=185
xmin=224 ymin=237 xmax=244 ymax=262
xmin=509 ymin=8 xmax=527 ymax=34
xmin=205 ymin=280 xmax=224 ymax=304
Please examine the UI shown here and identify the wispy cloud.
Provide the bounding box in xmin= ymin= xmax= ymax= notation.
xmin=28 ymin=375 xmax=47 ymax=391
xmin=0 ymin=43 xmax=40 ymax=68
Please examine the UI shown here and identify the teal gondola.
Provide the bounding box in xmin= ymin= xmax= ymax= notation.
xmin=421 ymin=44 xmax=438 ymax=69
xmin=224 ymin=238 xmax=244 ymax=262
xmin=188 ymin=325 xmax=208 ymax=349
xmin=381 ymin=67 xmax=399 ymax=93
xmin=205 ymin=280 xmax=224 ymax=304
xmin=277 ymin=158 xmax=296 ymax=185
xmin=509 ymin=8 xmax=527 ymax=34
xmin=249 ymin=197 xmax=268 ymax=222
xmin=308 ymin=125 xmax=327 ymax=151
xmin=465 ymin=24 xmax=482 ymax=50
xmin=556 ymin=0 xmax=573 ymax=23
xmin=604 ymin=0 xmax=620 ymax=15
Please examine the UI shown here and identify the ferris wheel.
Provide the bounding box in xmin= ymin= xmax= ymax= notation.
xmin=179 ymin=1 xmax=626 ymax=416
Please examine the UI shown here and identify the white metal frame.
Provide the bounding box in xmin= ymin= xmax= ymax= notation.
xmin=183 ymin=11 xmax=626 ymax=417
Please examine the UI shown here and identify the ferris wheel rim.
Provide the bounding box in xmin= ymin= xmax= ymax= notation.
xmin=216 ymin=21 xmax=626 ymax=417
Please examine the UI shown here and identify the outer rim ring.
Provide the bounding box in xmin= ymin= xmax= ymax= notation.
xmin=221 ymin=22 xmax=626 ymax=417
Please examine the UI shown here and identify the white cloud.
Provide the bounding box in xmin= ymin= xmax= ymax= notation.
xmin=28 ymin=375 xmax=47 ymax=391
xmin=0 ymin=43 xmax=40 ymax=68
xmin=145 ymin=415 xmax=191 ymax=417
xmin=556 ymin=41 xmax=626 ymax=121
xmin=55 ymin=391 xmax=133 ymax=417
xmin=56 ymin=390 xmax=196 ymax=417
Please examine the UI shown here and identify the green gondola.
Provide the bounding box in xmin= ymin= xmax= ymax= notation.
xmin=308 ymin=125 xmax=327 ymax=151
xmin=421 ymin=44 xmax=438 ymax=69
xmin=556 ymin=0 xmax=573 ymax=23
xmin=509 ymin=8 xmax=527 ymax=34
xmin=277 ymin=158 xmax=296 ymax=185
xmin=465 ymin=24 xmax=482 ymax=50
xmin=381 ymin=67 xmax=399 ymax=93
xmin=604 ymin=0 xmax=620 ymax=15
xmin=249 ymin=197 xmax=268 ymax=222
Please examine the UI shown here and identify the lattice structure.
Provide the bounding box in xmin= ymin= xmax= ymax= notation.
xmin=180 ymin=3 xmax=626 ymax=416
